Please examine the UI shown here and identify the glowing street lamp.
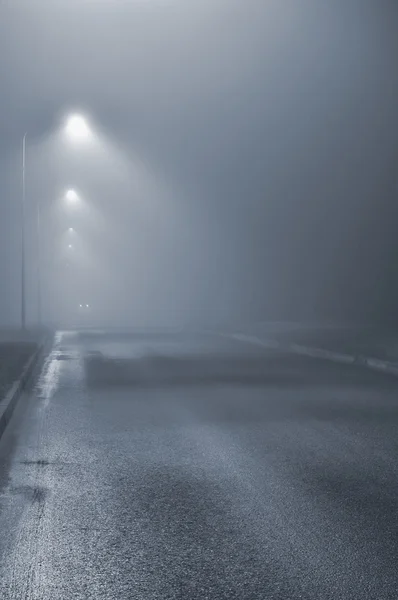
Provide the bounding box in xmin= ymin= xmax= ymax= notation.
xmin=65 ymin=114 xmax=91 ymax=141
xmin=65 ymin=189 xmax=79 ymax=202
xmin=21 ymin=111 xmax=94 ymax=330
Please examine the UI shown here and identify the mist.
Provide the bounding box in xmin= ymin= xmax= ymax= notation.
xmin=1 ymin=0 xmax=397 ymax=329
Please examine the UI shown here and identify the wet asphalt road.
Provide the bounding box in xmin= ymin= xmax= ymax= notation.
xmin=1 ymin=330 xmax=398 ymax=599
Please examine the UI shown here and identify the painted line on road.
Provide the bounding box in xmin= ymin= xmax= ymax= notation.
xmin=287 ymin=343 xmax=355 ymax=364
xmin=223 ymin=332 xmax=398 ymax=378
xmin=229 ymin=333 xmax=282 ymax=349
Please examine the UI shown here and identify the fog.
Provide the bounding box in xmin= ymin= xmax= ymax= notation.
xmin=1 ymin=0 xmax=397 ymax=329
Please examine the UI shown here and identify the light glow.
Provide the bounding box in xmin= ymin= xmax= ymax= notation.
xmin=65 ymin=189 xmax=78 ymax=202
xmin=65 ymin=114 xmax=91 ymax=141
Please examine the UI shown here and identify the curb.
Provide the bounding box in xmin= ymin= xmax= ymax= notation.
xmin=0 ymin=343 xmax=44 ymax=441
xmin=227 ymin=333 xmax=398 ymax=378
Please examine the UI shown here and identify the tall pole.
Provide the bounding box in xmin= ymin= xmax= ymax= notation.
xmin=21 ymin=134 xmax=27 ymax=330
xmin=37 ymin=199 xmax=42 ymax=327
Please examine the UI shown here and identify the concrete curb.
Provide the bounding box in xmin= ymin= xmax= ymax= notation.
xmin=0 ymin=343 xmax=44 ymax=441
xmin=227 ymin=333 xmax=398 ymax=378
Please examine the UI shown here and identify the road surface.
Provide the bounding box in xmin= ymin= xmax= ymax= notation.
xmin=1 ymin=330 xmax=398 ymax=599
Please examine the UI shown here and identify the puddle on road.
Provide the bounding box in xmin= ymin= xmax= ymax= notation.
xmin=35 ymin=352 xmax=62 ymax=407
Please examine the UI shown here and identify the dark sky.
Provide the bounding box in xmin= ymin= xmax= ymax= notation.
xmin=1 ymin=0 xmax=398 ymax=328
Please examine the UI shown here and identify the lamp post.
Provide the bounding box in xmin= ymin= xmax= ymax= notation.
xmin=21 ymin=114 xmax=91 ymax=329
xmin=21 ymin=133 xmax=27 ymax=330
xmin=21 ymin=132 xmax=43 ymax=329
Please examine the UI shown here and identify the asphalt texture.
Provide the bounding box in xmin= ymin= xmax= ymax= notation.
xmin=1 ymin=330 xmax=398 ymax=599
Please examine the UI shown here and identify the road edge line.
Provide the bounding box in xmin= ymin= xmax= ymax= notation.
xmin=224 ymin=332 xmax=398 ymax=377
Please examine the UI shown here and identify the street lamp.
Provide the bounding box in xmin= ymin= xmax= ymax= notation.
xmin=21 ymin=134 xmax=27 ymax=329
xmin=65 ymin=189 xmax=79 ymax=202
xmin=21 ymin=113 xmax=93 ymax=329
xmin=65 ymin=114 xmax=91 ymax=141
xmin=21 ymin=133 xmax=42 ymax=330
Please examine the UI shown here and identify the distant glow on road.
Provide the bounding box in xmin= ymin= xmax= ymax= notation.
xmin=68 ymin=244 xmax=72 ymax=249
xmin=79 ymin=304 xmax=83 ymax=308
xmin=68 ymin=227 xmax=74 ymax=232
xmin=65 ymin=189 xmax=78 ymax=202
xmin=65 ymin=114 xmax=91 ymax=141
xmin=86 ymin=304 xmax=89 ymax=308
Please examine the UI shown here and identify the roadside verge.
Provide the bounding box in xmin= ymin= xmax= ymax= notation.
xmin=0 ymin=343 xmax=45 ymax=441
